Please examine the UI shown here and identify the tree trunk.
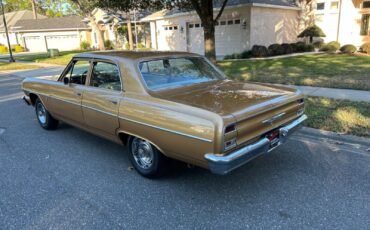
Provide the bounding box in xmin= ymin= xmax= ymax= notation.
xmin=88 ymin=15 xmax=105 ymax=51
xmin=127 ymin=17 xmax=134 ymax=50
xmin=310 ymin=36 xmax=313 ymax=43
xmin=203 ymin=22 xmax=216 ymax=63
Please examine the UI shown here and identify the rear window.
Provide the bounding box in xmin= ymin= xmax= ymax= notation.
xmin=138 ymin=57 xmax=225 ymax=91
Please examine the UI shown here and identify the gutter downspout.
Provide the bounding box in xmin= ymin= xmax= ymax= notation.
xmin=336 ymin=0 xmax=343 ymax=42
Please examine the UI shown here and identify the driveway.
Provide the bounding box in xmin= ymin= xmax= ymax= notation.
xmin=1 ymin=73 xmax=370 ymax=229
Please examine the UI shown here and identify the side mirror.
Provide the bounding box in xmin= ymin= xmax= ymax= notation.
xmin=63 ymin=77 xmax=69 ymax=85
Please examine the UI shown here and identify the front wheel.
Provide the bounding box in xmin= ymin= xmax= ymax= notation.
xmin=128 ymin=137 xmax=168 ymax=178
xmin=35 ymin=98 xmax=59 ymax=130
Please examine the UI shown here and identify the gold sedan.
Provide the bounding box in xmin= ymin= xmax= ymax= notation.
xmin=22 ymin=51 xmax=306 ymax=178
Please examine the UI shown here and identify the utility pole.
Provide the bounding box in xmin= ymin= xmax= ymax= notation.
xmin=0 ymin=0 xmax=15 ymax=62
xmin=31 ymin=0 xmax=37 ymax=19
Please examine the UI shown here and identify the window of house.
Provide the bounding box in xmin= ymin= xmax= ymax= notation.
xmin=330 ymin=1 xmax=339 ymax=9
xmin=194 ymin=23 xmax=200 ymax=28
xmin=363 ymin=1 xmax=370 ymax=8
xmin=215 ymin=21 xmax=219 ymax=26
xmin=361 ymin=14 xmax=370 ymax=35
xmin=227 ymin=20 xmax=233 ymax=25
xmin=317 ymin=2 xmax=325 ymax=10
xmin=234 ymin=19 xmax=241 ymax=24
xmin=164 ymin=27 xmax=168 ymax=30
xmin=220 ymin=21 xmax=226 ymax=25
xmin=90 ymin=62 xmax=121 ymax=91
xmin=189 ymin=24 xmax=194 ymax=28
xmin=173 ymin=26 xmax=178 ymax=30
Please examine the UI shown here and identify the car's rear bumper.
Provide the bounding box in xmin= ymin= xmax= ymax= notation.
xmin=205 ymin=114 xmax=308 ymax=175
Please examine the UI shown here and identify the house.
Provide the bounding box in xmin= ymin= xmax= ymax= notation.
xmin=141 ymin=0 xmax=301 ymax=56
xmin=0 ymin=10 xmax=46 ymax=46
xmin=310 ymin=0 xmax=370 ymax=46
xmin=13 ymin=16 xmax=91 ymax=52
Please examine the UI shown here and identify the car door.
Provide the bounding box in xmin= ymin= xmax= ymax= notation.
xmin=82 ymin=60 xmax=122 ymax=136
xmin=47 ymin=59 xmax=91 ymax=125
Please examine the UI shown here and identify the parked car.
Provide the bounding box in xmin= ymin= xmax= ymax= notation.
xmin=22 ymin=51 xmax=307 ymax=177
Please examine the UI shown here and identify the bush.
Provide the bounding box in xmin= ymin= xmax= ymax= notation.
xmin=295 ymin=42 xmax=314 ymax=52
xmin=136 ymin=43 xmax=145 ymax=49
xmin=327 ymin=41 xmax=340 ymax=50
xmin=320 ymin=44 xmax=338 ymax=53
xmin=268 ymin=44 xmax=284 ymax=56
xmin=313 ymin=41 xmax=324 ymax=49
xmin=240 ymin=50 xmax=252 ymax=59
xmin=281 ymin=43 xmax=294 ymax=54
xmin=251 ymin=45 xmax=269 ymax=57
xmin=11 ymin=44 xmax=25 ymax=52
xmin=298 ymin=24 xmax=326 ymax=43
xmin=80 ymin=40 xmax=90 ymax=50
xmin=340 ymin=44 xmax=357 ymax=54
xmin=360 ymin=42 xmax=370 ymax=54
xmin=125 ymin=43 xmax=130 ymax=50
xmin=0 ymin=45 xmax=8 ymax=53
xmin=104 ymin=40 xmax=114 ymax=50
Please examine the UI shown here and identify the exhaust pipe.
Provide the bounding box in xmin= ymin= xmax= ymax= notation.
xmin=22 ymin=96 xmax=31 ymax=106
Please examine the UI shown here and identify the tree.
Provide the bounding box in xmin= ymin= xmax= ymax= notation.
xmin=96 ymin=0 xmax=229 ymax=62
xmin=3 ymin=0 xmax=75 ymax=17
xmin=298 ymin=24 xmax=326 ymax=43
xmin=71 ymin=0 xmax=106 ymax=50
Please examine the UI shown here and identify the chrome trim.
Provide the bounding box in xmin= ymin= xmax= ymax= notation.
xmin=119 ymin=116 xmax=213 ymax=143
xmin=205 ymin=114 xmax=307 ymax=175
xmin=262 ymin=112 xmax=286 ymax=125
xmin=83 ymin=104 xmax=117 ymax=117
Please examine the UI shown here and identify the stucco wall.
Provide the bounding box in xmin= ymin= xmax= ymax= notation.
xmin=249 ymin=6 xmax=299 ymax=46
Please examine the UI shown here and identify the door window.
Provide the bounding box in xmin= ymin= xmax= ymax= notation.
xmin=90 ymin=62 xmax=122 ymax=91
xmin=65 ymin=60 xmax=90 ymax=85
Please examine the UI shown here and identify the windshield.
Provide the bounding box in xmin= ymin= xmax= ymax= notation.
xmin=138 ymin=57 xmax=225 ymax=91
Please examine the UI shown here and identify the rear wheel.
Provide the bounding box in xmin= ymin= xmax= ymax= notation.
xmin=35 ymin=98 xmax=59 ymax=130
xmin=128 ymin=136 xmax=168 ymax=178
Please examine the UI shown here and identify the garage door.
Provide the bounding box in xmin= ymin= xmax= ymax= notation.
xmin=24 ymin=36 xmax=46 ymax=52
xmin=157 ymin=25 xmax=181 ymax=51
xmin=187 ymin=19 xmax=243 ymax=56
xmin=46 ymin=34 xmax=80 ymax=51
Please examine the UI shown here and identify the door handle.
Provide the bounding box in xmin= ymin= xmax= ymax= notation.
xmin=109 ymin=100 xmax=117 ymax=105
xmin=75 ymin=92 xmax=82 ymax=96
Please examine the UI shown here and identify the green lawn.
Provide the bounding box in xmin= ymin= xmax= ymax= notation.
xmin=218 ymin=54 xmax=370 ymax=91
xmin=305 ymin=97 xmax=370 ymax=137
xmin=16 ymin=50 xmax=87 ymax=65
xmin=0 ymin=62 xmax=40 ymax=71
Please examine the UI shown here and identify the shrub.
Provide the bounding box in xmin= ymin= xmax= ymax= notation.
xmin=296 ymin=42 xmax=315 ymax=52
xmin=360 ymin=42 xmax=370 ymax=54
xmin=305 ymin=44 xmax=315 ymax=52
xmin=104 ymin=40 xmax=114 ymax=50
xmin=240 ymin=50 xmax=252 ymax=59
xmin=268 ymin=44 xmax=284 ymax=56
xmin=326 ymin=41 xmax=340 ymax=50
xmin=320 ymin=44 xmax=338 ymax=53
xmin=281 ymin=43 xmax=294 ymax=54
xmin=251 ymin=45 xmax=269 ymax=57
xmin=136 ymin=43 xmax=145 ymax=49
xmin=0 ymin=45 xmax=8 ymax=53
xmin=125 ymin=43 xmax=130 ymax=50
xmin=80 ymin=40 xmax=90 ymax=50
xmin=340 ymin=44 xmax=357 ymax=54
xmin=11 ymin=44 xmax=25 ymax=52
xmin=313 ymin=41 xmax=324 ymax=49
xmin=298 ymin=24 xmax=326 ymax=43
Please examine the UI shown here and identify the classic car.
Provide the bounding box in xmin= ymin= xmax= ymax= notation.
xmin=22 ymin=51 xmax=307 ymax=177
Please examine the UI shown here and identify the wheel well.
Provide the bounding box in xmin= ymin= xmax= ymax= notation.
xmin=118 ymin=132 xmax=131 ymax=146
xmin=29 ymin=93 xmax=38 ymax=106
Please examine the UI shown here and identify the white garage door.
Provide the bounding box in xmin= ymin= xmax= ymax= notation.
xmin=157 ymin=25 xmax=182 ymax=51
xmin=46 ymin=34 xmax=80 ymax=51
xmin=24 ymin=36 xmax=46 ymax=52
xmin=187 ymin=19 xmax=243 ymax=56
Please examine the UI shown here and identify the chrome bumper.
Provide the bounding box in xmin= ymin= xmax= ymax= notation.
xmin=205 ymin=114 xmax=308 ymax=175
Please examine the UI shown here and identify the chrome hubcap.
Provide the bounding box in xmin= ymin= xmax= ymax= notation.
xmin=131 ymin=138 xmax=154 ymax=169
xmin=36 ymin=102 xmax=46 ymax=124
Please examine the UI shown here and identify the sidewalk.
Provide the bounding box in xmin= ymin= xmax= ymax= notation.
xmin=282 ymin=85 xmax=370 ymax=103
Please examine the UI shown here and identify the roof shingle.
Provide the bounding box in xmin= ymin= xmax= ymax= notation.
xmin=13 ymin=15 xmax=89 ymax=31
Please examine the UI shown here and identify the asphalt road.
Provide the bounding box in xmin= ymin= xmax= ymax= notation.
xmin=1 ymin=73 xmax=370 ymax=229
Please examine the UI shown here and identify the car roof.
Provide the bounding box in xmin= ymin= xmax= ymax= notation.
xmin=74 ymin=50 xmax=202 ymax=61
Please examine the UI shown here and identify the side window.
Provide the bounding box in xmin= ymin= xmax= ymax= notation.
xmin=90 ymin=62 xmax=122 ymax=91
xmin=64 ymin=60 xmax=90 ymax=85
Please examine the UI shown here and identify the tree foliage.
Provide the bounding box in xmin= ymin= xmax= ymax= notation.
xmin=298 ymin=24 xmax=326 ymax=43
xmin=3 ymin=0 xmax=77 ymax=17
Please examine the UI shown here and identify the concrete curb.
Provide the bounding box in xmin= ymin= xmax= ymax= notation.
xmin=300 ymin=127 xmax=370 ymax=147
xmin=219 ymin=52 xmax=323 ymax=61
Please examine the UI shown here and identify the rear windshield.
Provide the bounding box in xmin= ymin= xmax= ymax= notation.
xmin=138 ymin=57 xmax=225 ymax=91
